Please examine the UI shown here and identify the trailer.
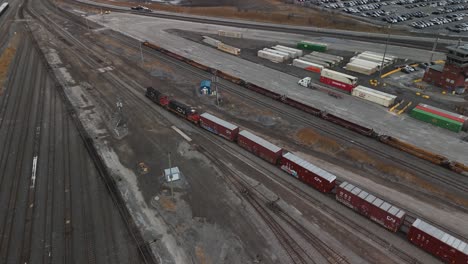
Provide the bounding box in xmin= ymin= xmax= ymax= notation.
xmin=237 ymin=130 xmax=283 ymax=164
xmin=273 ymin=45 xmax=303 ymax=57
xmin=202 ymin=36 xmax=221 ymax=47
xmin=263 ymin=48 xmax=290 ymax=60
xmin=257 ymin=50 xmax=285 ymax=63
xmin=280 ymin=152 xmax=336 ymax=193
xmin=345 ymin=63 xmax=377 ymax=76
xmin=296 ymin=41 xmax=328 ymax=52
xmin=271 ymin=46 xmax=298 ymax=58
xmin=200 ymin=113 xmax=239 ymax=141
xmin=218 ymin=30 xmax=242 ymax=38
xmin=310 ymin=51 xmax=344 ymax=63
xmin=299 ymin=57 xmax=330 ymax=68
xmin=408 ymin=219 xmax=468 ymax=263
xmin=336 ymin=181 xmax=406 ymax=232
xmin=351 ymin=85 xmax=397 ymax=107
xmin=217 ymin=43 xmax=240 ymax=56
xmin=349 ymin=58 xmax=382 ymax=69
xmin=304 ymin=55 xmax=336 ymax=66
xmin=320 ymin=69 xmax=358 ymax=92
xmin=292 ymin=59 xmax=324 ymax=73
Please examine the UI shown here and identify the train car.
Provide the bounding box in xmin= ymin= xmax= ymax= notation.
xmin=200 ymin=113 xmax=239 ymax=141
xmin=0 ymin=2 xmax=8 ymax=16
xmin=336 ymin=182 xmax=406 ymax=232
xmin=237 ymin=130 xmax=282 ymax=164
xmin=320 ymin=69 xmax=358 ymax=93
xmin=408 ymin=219 xmax=468 ymax=263
xmin=280 ymin=152 xmax=336 ymax=193
xmin=145 ymin=87 xmax=169 ymax=107
xmin=167 ymin=99 xmax=200 ymax=124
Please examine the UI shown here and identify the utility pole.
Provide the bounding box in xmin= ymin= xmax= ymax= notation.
xmin=168 ymin=152 xmax=173 ymax=199
xmin=139 ymin=42 xmax=144 ymax=65
xmin=212 ymin=71 xmax=219 ymax=106
xmin=378 ymin=25 xmax=391 ymax=87
xmin=429 ymin=37 xmax=439 ymax=63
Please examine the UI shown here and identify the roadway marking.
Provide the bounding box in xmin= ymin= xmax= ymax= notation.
xmin=30 ymin=155 xmax=38 ymax=188
xmin=171 ymin=126 xmax=192 ymax=142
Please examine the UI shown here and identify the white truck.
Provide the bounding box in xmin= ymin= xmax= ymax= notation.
xmin=297 ymin=77 xmax=342 ymax=98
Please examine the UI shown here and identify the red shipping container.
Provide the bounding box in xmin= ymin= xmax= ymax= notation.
xmin=336 ymin=182 xmax=406 ymax=232
xmin=280 ymin=152 xmax=336 ymax=193
xmin=200 ymin=113 xmax=239 ymax=141
xmin=408 ymin=219 xmax=468 ymax=264
xmin=319 ymin=76 xmax=355 ymax=93
xmin=237 ymin=130 xmax=282 ymax=164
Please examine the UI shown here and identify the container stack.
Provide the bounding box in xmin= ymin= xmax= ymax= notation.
xmin=257 ymin=50 xmax=285 ymax=63
xmin=345 ymin=51 xmax=396 ymax=75
xmin=296 ymin=41 xmax=328 ymax=52
xmin=294 ymin=52 xmax=343 ymax=69
xmin=410 ymin=103 xmax=468 ymax=132
xmin=271 ymin=45 xmax=302 ymax=58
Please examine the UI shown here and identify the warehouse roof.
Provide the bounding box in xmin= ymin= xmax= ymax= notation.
xmin=412 ymin=219 xmax=468 ymax=254
xmin=200 ymin=113 xmax=238 ymax=130
xmin=283 ymin=153 xmax=336 ymax=183
xmin=239 ymin=130 xmax=282 ymax=153
xmin=428 ymin=64 xmax=444 ymax=72
xmin=340 ymin=181 xmax=406 ymax=219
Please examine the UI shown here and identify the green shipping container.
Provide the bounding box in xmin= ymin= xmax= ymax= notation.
xmin=410 ymin=108 xmax=463 ymax=132
xmin=296 ymin=41 xmax=328 ymax=52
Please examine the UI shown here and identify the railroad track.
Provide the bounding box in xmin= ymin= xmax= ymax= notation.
xmin=94 ymin=32 xmax=468 ymax=198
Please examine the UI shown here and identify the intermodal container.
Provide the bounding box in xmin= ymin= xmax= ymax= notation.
xmin=217 ymin=43 xmax=241 ymax=56
xmin=349 ymin=58 xmax=381 ymax=69
xmin=202 ymin=36 xmax=221 ymax=47
xmin=257 ymin=50 xmax=284 ymax=63
xmin=416 ymin=103 xmax=468 ymax=125
xmin=271 ymin=46 xmax=298 ymax=58
xmin=410 ymin=108 xmax=463 ymax=132
xmin=408 ymin=219 xmax=468 ymax=264
xmin=296 ymin=41 xmax=328 ymax=52
xmin=336 ymin=182 xmax=406 ymax=232
xmin=351 ymin=85 xmax=397 ymax=107
xmin=263 ymin=48 xmax=290 ymax=60
xmin=273 ymin=45 xmax=303 ymax=57
xmin=218 ymin=30 xmax=242 ymax=38
xmin=280 ymin=152 xmax=336 ymax=193
xmin=320 ymin=69 xmax=358 ymax=92
xmin=311 ymin=51 xmax=343 ymax=63
xmin=237 ymin=130 xmax=282 ymax=164
xmin=304 ymin=55 xmax=336 ymax=66
xmin=345 ymin=63 xmax=377 ymax=76
xmin=200 ymin=113 xmax=239 ymax=141
xmin=299 ymin=56 xmax=330 ymax=68
xmin=292 ymin=59 xmax=324 ymax=73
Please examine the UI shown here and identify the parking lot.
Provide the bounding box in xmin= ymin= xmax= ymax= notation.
xmin=301 ymin=0 xmax=468 ymax=34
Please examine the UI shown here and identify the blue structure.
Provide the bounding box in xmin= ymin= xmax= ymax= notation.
xmin=200 ymin=80 xmax=211 ymax=95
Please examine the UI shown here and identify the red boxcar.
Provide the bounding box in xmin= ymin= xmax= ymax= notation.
xmin=408 ymin=219 xmax=468 ymax=264
xmin=336 ymin=182 xmax=406 ymax=232
xmin=200 ymin=113 xmax=239 ymax=141
xmin=280 ymin=152 xmax=336 ymax=193
xmin=237 ymin=130 xmax=282 ymax=164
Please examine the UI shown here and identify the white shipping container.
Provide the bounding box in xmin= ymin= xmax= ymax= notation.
xmin=299 ymin=57 xmax=330 ymax=67
xmin=345 ymin=63 xmax=377 ymax=75
xmin=310 ymin=51 xmax=343 ymax=63
xmin=359 ymin=52 xmax=395 ymax=64
xmin=351 ymin=85 xmax=397 ymax=107
xmin=274 ymin=45 xmax=303 ymax=57
xmin=321 ymin=69 xmax=358 ymax=86
xmin=304 ymin=55 xmax=336 ymax=66
xmin=218 ymin=43 xmax=240 ymax=56
xmin=271 ymin=46 xmax=298 ymax=58
xmin=202 ymin=36 xmax=221 ymax=47
xmin=362 ymin=51 xmax=397 ymax=60
xmin=292 ymin=59 xmax=324 ymax=72
xmin=258 ymin=50 xmax=284 ymax=63
xmin=263 ymin=48 xmax=290 ymax=60
xmin=349 ymin=58 xmax=381 ymax=69
xmin=218 ymin=30 xmax=242 ymax=38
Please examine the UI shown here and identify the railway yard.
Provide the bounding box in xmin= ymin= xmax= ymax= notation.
xmin=0 ymin=0 xmax=468 ymax=263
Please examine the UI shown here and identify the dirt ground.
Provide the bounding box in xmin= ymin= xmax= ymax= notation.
xmin=0 ymin=35 xmax=19 ymax=95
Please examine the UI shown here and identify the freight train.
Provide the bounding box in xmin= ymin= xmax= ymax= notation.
xmin=145 ymin=86 xmax=468 ymax=263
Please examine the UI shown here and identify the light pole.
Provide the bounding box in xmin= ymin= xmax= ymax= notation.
xmin=378 ymin=25 xmax=391 ymax=87
xmin=429 ymin=37 xmax=439 ymax=63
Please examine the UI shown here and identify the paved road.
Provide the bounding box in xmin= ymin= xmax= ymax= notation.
xmin=0 ymin=29 xmax=143 ymax=263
